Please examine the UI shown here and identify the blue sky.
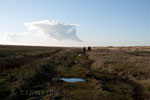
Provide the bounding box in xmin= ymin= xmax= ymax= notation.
xmin=0 ymin=0 xmax=149 ymax=46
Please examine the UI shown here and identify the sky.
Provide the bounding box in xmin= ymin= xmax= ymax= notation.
xmin=0 ymin=0 xmax=149 ymax=47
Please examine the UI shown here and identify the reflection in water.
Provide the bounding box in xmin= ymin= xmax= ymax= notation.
xmin=60 ymin=78 xmax=85 ymax=82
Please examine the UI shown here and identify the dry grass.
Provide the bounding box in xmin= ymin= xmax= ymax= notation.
xmin=1 ymin=45 xmax=150 ymax=100
xmin=88 ymin=46 xmax=150 ymax=97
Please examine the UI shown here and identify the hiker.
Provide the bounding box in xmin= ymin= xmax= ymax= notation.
xmin=83 ymin=47 xmax=86 ymax=55
xmin=88 ymin=46 xmax=91 ymax=51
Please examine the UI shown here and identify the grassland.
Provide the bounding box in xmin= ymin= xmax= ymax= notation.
xmin=0 ymin=45 xmax=150 ymax=100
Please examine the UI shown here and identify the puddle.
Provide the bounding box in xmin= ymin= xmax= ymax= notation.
xmin=60 ymin=78 xmax=85 ymax=82
xmin=53 ymin=78 xmax=85 ymax=82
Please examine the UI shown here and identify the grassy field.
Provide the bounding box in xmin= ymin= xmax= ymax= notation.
xmin=0 ymin=45 xmax=150 ymax=100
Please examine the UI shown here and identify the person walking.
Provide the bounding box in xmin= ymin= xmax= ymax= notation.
xmin=83 ymin=47 xmax=86 ymax=55
xmin=88 ymin=46 xmax=91 ymax=51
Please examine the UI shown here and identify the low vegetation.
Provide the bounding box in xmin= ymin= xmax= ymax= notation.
xmin=0 ymin=45 xmax=150 ymax=100
xmin=88 ymin=46 xmax=150 ymax=100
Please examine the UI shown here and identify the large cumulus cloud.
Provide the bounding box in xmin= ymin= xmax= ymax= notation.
xmin=24 ymin=20 xmax=82 ymax=41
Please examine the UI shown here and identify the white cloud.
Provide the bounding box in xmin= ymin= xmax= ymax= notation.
xmin=24 ymin=20 xmax=82 ymax=42
xmin=0 ymin=20 xmax=84 ymax=46
xmin=1 ymin=32 xmax=85 ymax=47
